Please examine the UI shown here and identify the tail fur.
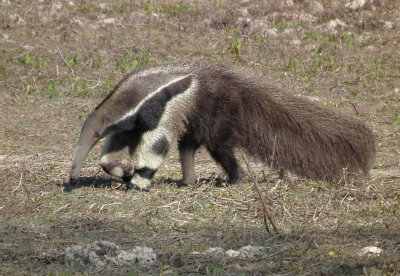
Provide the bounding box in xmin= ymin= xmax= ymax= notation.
xmin=245 ymin=90 xmax=375 ymax=181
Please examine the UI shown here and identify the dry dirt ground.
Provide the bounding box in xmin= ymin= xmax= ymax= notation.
xmin=1 ymin=0 xmax=400 ymax=275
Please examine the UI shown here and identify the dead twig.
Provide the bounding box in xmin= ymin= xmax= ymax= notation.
xmin=9 ymin=49 xmax=35 ymax=61
xmin=241 ymin=139 xmax=280 ymax=234
xmin=12 ymin=163 xmax=31 ymax=204
xmin=337 ymin=100 xmax=360 ymax=115
xmin=52 ymin=39 xmax=75 ymax=77
xmin=99 ymin=202 xmax=121 ymax=213
xmin=51 ymin=203 xmax=69 ymax=215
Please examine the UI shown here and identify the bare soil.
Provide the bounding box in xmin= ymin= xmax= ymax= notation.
xmin=1 ymin=0 xmax=400 ymax=275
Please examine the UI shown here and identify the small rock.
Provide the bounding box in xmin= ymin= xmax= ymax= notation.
xmin=285 ymin=0 xmax=294 ymax=7
xmin=238 ymin=245 xmax=269 ymax=258
xmin=356 ymin=32 xmax=371 ymax=43
xmin=298 ymin=12 xmax=317 ymax=23
xmin=309 ymin=1 xmax=324 ymax=14
xmin=204 ymin=247 xmax=225 ymax=256
xmin=71 ymin=17 xmax=85 ymax=28
xmin=327 ymin=19 xmax=347 ymax=29
xmin=62 ymin=241 xmax=156 ymax=268
xmin=383 ymin=21 xmax=393 ymax=30
xmin=117 ymin=250 xmax=137 ymax=262
xmin=226 ymin=249 xmax=240 ymax=258
xmin=202 ymin=18 xmax=212 ymax=26
xmin=101 ymin=18 xmax=117 ymax=25
xmin=344 ymin=0 xmax=368 ymax=11
xmin=50 ymin=2 xmax=63 ymax=17
xmin=393 ymin=242 xmax=400 ymax=252
xmin=261 ymin=28 xmax=278 ymax=37
xmin=240 ymin=8 xmax=249 ymax=17
xmin=9 ymin=14 xmax=26 ymax=25
xmin=359 ymin=246 xmax=382 ymax=256
xmin=322 ymin=18 xmax=347 ymax=34
xmin=290 ymin=39 xmax=302 ymax=46
xmin=236 ymin=17 xmax=252 ymax=28
xmin=132 ymin=246 xmax=157 ymax=266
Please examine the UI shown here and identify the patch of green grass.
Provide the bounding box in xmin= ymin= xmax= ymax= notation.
xmin=206 ymin=263 xmax=223 ymax=276
xmin=253 ymin=34 xmax=267 ymax=43
xmin=20 ymin=52 xmax=44 ymax=69
xmin=342 ymin=34 xmax=355 ymax=48
xmin=142 ymin=1 xmax=197 ymax=17
xmin=70 ymin=77 xmax=91 ymax=97
xmin=104 ymin=3 xmax=129 ymax=15
xmin=305 ymin=32 xmax=320 ymax=42
xmin=115 ymin=50 xmax=150 ymax=73
xmin=160 ymin=2 xmax=196 ymax=16
xmin=224 ymin=35 xmax=243 ymax=61
xmin=64 ymin=53 xmax=76 ymax=67
xmin=91 ymin=55 xmax=103 ymax=70
xmin=142 ymin=3 xmax=157 ymax=15
xmin=286 ymin=58 xmax=297 ymax=71
xmin=274 ymin=21 xmax=290 ymax=31
xmin=0 ymin=65 xmax=10 ymax=80
xmin=372 ymin=59 xmax=384 ymax=80
xmin=20 ymin=81 xmax=34 ymax=94
xmin=45 ymin=80 xmax=60 ymax=98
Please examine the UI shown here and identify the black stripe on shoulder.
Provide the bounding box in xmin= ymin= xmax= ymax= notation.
xmin=136 ymin=75 xmax=193 ymax=131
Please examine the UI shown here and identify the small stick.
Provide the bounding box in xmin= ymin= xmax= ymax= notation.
xmin=51 ymin=203 xmax=69 ymax=215
xmin=337 ymin=100 xmax=360 ymax=115
xmin=99 ymin=202 xmax=121 ymax=213
xmin=242 ymin=151 xmax=280 ymax=234
xmin=52 ymin=39 xmax=75 ymax=76
xmin=14 ymin=162 xmax=31 ymax=204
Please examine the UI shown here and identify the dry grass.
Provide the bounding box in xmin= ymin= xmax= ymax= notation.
xmin=1 ymin=0 xmax=400 ymax=275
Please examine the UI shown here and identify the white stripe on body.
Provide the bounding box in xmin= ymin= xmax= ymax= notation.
xmin=130 ymin=78 xmax=199 ymax=189
xmin=115 ymin=74 xmax=191 ymax=126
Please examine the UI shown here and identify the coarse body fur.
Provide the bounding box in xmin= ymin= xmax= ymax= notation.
xmin=70 ymin=61 xmax=376 ymax=190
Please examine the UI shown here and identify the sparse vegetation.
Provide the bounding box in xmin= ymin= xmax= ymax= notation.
xmin=1 ymin=0 xmax=400 ymax=275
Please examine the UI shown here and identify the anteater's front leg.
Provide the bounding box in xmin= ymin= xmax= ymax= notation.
xmin=178 ymin=138 xmax=200 ymax=186
xmin=129 ymin=130 xmax=170 ymax=191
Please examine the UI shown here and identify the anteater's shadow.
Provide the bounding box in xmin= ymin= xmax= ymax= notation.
xmin=61 ymin=175 xmax=235 ymax=193
xmin=61 ymin=176 xmax=125 ymax=192
xmin=61 ymin=176 xmax=187 ymax=192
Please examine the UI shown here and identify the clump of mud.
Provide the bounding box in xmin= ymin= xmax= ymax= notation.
xmin=62 ymin=241 xmax=156 ymax=269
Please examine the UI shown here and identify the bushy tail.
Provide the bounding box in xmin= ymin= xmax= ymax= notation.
xmin=244 ymin=89 xmax=376 ymax=181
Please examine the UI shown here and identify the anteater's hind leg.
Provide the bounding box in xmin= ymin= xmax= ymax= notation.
xmin=100 ymin=131 xmax=139 ymax=182
xmin=208 ymin=146 xmax=246 ymax=184
xmin=178 ymin=138 xmax=200 ymax=186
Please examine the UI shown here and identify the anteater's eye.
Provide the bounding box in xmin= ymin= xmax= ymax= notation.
xmin=94 ymin=131 xmax=100 ymax=138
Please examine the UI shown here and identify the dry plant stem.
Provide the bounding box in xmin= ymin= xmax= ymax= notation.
xmin=20 ymin=162 xmax=31 ymax=204
xmin=52 ymin=39 xmax=75 ymax=77
xmin=337 ymin=100 xmax=360 ymax=116
xmin=241 ymin=151 xmax=280 ymax=234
